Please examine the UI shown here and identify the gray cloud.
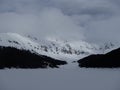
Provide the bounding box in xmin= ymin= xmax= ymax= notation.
xmin=0 ymin=0 xmax=120 ymax=43
xmin=0 ymin=7 xmax=85 ymax=41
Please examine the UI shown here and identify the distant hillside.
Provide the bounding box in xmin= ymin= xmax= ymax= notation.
xmin=0 ymin=46 xmax=67 ymax=69
xmin=0 ymin=33 xmax=119 ymax=68
xmin=78 ymin=48 xmax=120 ymax=68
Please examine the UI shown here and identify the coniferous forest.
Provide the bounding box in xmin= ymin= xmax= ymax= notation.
xmin=0 ymin=46 xmax=67 ymax=69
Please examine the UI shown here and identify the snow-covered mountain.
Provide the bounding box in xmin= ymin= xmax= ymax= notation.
xmin=0 ymin=33 xmax=119 ymax=64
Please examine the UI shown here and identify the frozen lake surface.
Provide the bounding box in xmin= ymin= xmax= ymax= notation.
xmin=0 ymin=68 xmax=120 ymax=90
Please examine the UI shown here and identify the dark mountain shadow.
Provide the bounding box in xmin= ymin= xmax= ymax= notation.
xmin=78 ymin=48 xmax=120 ymax=68
xmin=0 ymin=46 xmax=67 ymax=69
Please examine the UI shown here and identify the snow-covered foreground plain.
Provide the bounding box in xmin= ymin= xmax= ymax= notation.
xmin=0 ymin=68 xmax=120 ymax=90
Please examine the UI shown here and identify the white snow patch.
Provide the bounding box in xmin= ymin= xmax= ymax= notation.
xmin=0 ymin=68 xmax=120 ymax=90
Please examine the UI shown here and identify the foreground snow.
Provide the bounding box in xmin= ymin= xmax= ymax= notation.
xmin=0 ymin=68 xmax=120 ymax=90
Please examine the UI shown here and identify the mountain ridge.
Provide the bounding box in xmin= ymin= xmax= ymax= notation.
xmin=0 ymin=33 xmax=119 ymax=68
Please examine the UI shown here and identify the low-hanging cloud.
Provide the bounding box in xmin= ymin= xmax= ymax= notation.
xmin=0 ymin=0 xmax=120 ymax=43
xmin=0 ymin=8 xmax=85 ymax=41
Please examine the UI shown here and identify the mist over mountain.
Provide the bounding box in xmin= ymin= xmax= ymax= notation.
xmin=0 ymin=0 xmax=120 ymax=43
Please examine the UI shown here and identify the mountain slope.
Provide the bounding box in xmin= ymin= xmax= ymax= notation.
xmin=0 ymin=46 xmax=67 ymax=69
xmin=0 ymin=33 xmax=40 ymax=52
xmin=0 ymin=33 xmax=99 ymax=62
xmin=78 ymin=48 xmax=120 ymax=68
xmin=27 ymin=34 xmax=119 ymax=63
xmin=0 ymin=33 xmax=119 ymax=68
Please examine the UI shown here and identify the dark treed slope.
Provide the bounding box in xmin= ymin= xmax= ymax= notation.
xmin=0 ymin=46 xmax=67 ymax=69
xmin=78 ymin=48 xmax=120 ymax=68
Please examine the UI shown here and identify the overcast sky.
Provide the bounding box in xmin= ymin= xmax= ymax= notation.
xmin=0 ymin=0 xmax=120 ymax=43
